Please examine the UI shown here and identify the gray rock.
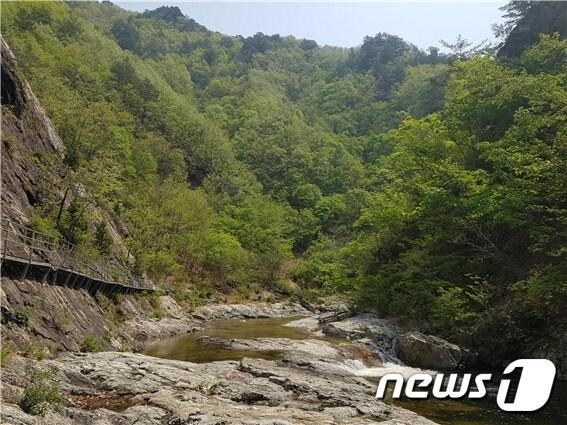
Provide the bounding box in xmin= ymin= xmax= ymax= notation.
xmin=120 ymin=317 xmax=201 ymax=350
xmin=0 ymin=404 xmax=75 ymax=425
xmin=4 ymin=350 xmax=437 ymax=425
xmin=158 ymin=295 xmax=185 ymax=319
xmin=200 ymin=337 xmax=347 ymax=360
xmin=1 ymin=278 xmax=200 ymax=354
xmin=284 ymin=317 xmax=320 ymax=332
xmin=192 ymin=303 xmax=310 ymax=320
xmin=323 ymin=314 xmax=400 ymax=363
xmin=318 ymin=304 xmax=351 ymax=324
xmin=397 ymin=332 xmax=462 ymax=370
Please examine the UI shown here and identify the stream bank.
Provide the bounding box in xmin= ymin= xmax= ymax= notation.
xmin=2 ymin=301 xmax=565 ymax=425
xmin=1 ymin=302 xmax=437 ymax=425
xmin=142 ymin=314 xmax=567 ymax=425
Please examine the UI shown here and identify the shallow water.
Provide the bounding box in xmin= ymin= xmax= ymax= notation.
xmin=144 ymin=317 xmax=318 ymax=363
xmin=144 ymin=317 xmax=566 ymax=425
xmin=396 ymin=384 xmax=567 ymax=425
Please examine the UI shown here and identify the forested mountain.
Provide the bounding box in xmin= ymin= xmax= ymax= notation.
xmin=1 ymin=1 xmax=566 ymax=366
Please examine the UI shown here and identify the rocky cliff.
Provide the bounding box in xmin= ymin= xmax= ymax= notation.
xmin=0 ymin=38 xmax=192 ymax=355
xmin=0 ymin=275 xmax=201 ymax=355
xmin=1 ymin=37 xmax=65 ymax=223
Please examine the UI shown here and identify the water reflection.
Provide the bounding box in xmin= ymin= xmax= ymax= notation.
xmin=144 ymin=317 xmax=314 ymax=363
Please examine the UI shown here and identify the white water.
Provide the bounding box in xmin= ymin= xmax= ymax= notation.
xmin=332 ymin=358 xmax=437 ymax=379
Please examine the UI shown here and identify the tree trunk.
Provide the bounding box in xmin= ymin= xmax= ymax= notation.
xmin=56 ymin=186 xmax=71 ymax=227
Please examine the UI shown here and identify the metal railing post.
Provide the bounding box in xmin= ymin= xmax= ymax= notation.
xmin=20 ymin=229 xmax=34 ymax=280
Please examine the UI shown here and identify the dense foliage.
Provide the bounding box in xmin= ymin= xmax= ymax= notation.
xmin=2 ymin=1 xmax=565 ymax=361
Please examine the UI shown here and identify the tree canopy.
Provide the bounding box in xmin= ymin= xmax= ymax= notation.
xmin=2 ymin=0 xmax=565 ymax=364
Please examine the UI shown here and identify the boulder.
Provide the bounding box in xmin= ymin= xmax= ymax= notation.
xmin=397 ymin=332 xmax=462 ymax=370
xmin=323 ymin=314 xmax=400 ymax=363
xmin=318 ymin=303 xmax=351 ymax=323
xmin=158 ymin=295 xmax=185 ymax=319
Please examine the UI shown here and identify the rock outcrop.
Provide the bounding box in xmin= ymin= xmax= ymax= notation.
xmin=0 ymin=277 xmax=200 ymax=353
xmin=323 ymin=314 xmax=401 ymax=363
xmin=192 ymin=303 xmax=311 ymax=320
xmin=397 ymin=332 xmax=462 ymax=370
xmin=1 ymin=37 xmax=65 ymax=222
xmin=2 ymin=350 xmax=437 ymax=425
xmin=321 ymin=314 xmax=470 ymax=370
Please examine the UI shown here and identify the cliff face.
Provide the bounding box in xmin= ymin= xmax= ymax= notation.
xmin=2 ymin=276 xmax=129 ymax=352
xmin=498 ymin=1 xmax=567 ymax=58
xmin=0 ymin=275 xmax=199 ymax=355
xmin=1 ymin=39 xmax=187 ymax=354
xmin=1 ymin=38 xmax=65 ymax=223
xmin=1 ymin=36 xmax=137 ymax=279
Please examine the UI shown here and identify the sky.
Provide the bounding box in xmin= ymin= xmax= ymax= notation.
xmin=115 ymin=1 xmax=507 ymax=50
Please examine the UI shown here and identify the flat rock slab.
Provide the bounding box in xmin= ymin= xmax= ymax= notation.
xmin=5 ymin=351 xmax=438 ymax=425
xmin=284 ymin=317 xmax=320 ymax=332
xmin=198 ymin=336 xmax=346 ymax=359
xmin=192 ymin=303 xmax=311 ymax=320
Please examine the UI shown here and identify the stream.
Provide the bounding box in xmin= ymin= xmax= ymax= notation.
xmin=144 ymin=317 xmax=566 ymax=425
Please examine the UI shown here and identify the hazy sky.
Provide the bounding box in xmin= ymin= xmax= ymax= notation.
xmin=115 ymin=1 xmax=507 ymax=50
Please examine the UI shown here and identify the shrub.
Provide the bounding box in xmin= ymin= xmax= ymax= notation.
xmin=58 ymin=199 xmax=89 ymax=245
xmin=96 ymin=293 xmax=125 ymax=327
xmin=94 ymin=221 xmax=113 ymax=255
xmin=172 ymin=285 xmax=209 ymax=311
xmin=14 ymin=310 xmax=30 ymax=327
xmin=120 ymin=342 xmax=133 ymax=352
xmin=80 ymin=335 xmax=103 ymax=353
xmin=0 ymin=344 xmax=14 ymax=367
xmin=235 ymin=282 xmax=260 ymax=300
xmin=150 ymin=308 xmax=165 ymax=319
xmin=139 ymin=251 xmax=179 ymax=281
xmin=19 ymin=381 xmax=64 ymax=416
xmin=27 ymin=216 xmax=59 ymax=239
xmin=2 ymin=135 xmax=19 ymax=151
xmin=291 ymin=258 xmax=347 ymax=292
xmin=21 ymin=344 xmax=49 ymax=360
xmin=273 ymin=279 xmax=296 ymax=296
xmin=431 ymin=287 xmax=478 ymax=339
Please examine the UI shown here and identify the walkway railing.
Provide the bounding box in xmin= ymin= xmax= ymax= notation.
xmin=0 ymin=218 xmax=153 ymax=292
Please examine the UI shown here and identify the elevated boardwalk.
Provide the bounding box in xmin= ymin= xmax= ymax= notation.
xmin=0 ymin=218 xmax=153 ymax=295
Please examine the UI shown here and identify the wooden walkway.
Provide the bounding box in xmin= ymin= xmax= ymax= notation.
xmin=0 ymin=218 xmax=153 ymax=294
